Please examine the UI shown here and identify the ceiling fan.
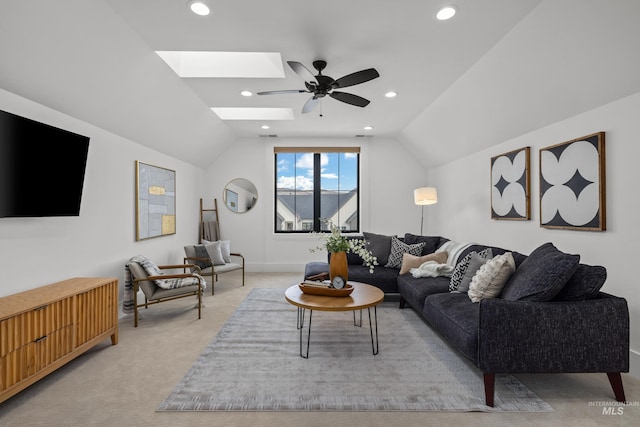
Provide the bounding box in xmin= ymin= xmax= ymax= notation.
xmin=257 ymin=60 xmax=380 ymax=114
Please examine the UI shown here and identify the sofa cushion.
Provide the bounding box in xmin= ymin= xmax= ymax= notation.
xmin=348 ymin=264 xmax=399 ymax=293
xmin=552 ymin=264 xmax=607 ymax=301
xmin=363 ymin=232 xmax=393 ymax=266
xmin=397 ymin=275 xmax=451 ymax=311
xmin=399 ymin=251 xmax=448 ymax=275
xmin=501 ymin=242 xmax=580 ymax=302
xmin=385 ymin=236 xmax=425 ymax=269
xmin=468 ymin=252 xmax=516 ymax=303
xmin=403 ymin=233 xmax=445 ymax=256
xmin=449 ymin=248 xmax=493 ymax=292
xmin=422 ymin=293 xmax=480 ymax=363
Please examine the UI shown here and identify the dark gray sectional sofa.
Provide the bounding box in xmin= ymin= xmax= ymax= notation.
xmin=304 ymin=233 xmax=629 ymax=407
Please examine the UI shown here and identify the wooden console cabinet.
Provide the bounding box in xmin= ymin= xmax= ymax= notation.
xmin=0 ymin=277 xmax=118 ymax=403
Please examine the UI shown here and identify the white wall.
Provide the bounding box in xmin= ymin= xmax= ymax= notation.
xmin=0 ymin=88 xmax=207 ymax=302
xmin=204 ymin=137 xmax=430 ymax=274
xmin=425 ymin=92 xmax=640 ymax=378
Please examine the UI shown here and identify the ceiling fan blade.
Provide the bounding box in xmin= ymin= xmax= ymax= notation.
xmin=287 ymin=61 xmax=319 ymax=84
xmin=257 ymin=89 xmax=308 ymax=95
xmin=302 ymin=96 xmax=320 ymax=114
xmin=332 ymin=68 xmax=379 ymax=89
xmin=329 ymin=91 xmax=370 ymax=107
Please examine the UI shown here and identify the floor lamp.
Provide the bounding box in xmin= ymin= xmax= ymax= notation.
xmin=414 ymin=187 xmax=438 ymax=235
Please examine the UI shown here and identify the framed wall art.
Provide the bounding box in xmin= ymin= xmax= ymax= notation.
xmin=539 ymin=132 xmax=606 ymax=231
xmin=490 ymin=147 xmax=530 ymax=220
xmin=135 ymin=161 xmax=176 ymax=240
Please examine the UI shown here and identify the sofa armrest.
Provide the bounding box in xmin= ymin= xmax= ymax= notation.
xmin=477 ymin=293 xmax=629 ymax=374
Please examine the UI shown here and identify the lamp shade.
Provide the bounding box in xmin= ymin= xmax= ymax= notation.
xmin=414 ymin=187 xmax=438 ymax=205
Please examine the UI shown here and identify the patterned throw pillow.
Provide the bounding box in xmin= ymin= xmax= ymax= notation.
xmin=449 ymin=248 xmax=493 ymax=292
xmin=385 ymin=236 xmax=425 ymax=269
xmin=468 ymin=252 xmax=516 ymax=303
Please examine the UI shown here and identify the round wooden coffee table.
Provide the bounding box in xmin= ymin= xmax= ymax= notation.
xmin=285 ymin=281 xmax=384 ymax=358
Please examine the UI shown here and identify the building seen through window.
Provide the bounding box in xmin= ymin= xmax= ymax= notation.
xmin=274 ymin=148 xmax=360 ymax=233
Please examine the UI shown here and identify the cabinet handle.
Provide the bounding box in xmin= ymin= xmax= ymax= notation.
xmin=34 ymin=335 xmax=48 ymax=343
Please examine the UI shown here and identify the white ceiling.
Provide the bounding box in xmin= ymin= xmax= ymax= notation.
xmin=1 ymin=1 xmax=639 ymax=169
xmin=104 ymin=0 xmax=539 ymax=140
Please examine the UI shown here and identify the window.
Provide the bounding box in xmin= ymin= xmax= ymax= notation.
xmin=275 ymin=147 xmax=360 ymax=233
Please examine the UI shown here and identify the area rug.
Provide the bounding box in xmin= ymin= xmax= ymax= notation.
xmin=158 ymin=288 xmax=553 ymax=412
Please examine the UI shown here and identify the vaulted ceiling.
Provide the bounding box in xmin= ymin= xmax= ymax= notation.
xmin=1 ymin=1 xmax=639 ymax=169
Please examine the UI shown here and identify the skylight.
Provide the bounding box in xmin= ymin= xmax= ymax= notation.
xmin=156 ymin=51 xmax=285 ymax=78
xmin=211 ymin=107 xmax=294 ymax=120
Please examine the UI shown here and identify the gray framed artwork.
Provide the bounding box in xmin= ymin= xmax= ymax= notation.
xmin=490 ymin=147 xmax=530 ymax=220
xmin=539 ymin=132 xmax=606 ymax=231
xmin=135 ymin=161 xmax=176 ymax=240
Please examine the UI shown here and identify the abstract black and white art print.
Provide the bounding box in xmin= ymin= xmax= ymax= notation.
xmin=491 ymin=147 xmax=530 ymax=220
xmin=539 ymin=132 xmax=606 ymax=231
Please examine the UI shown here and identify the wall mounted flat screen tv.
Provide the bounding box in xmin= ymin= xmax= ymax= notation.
xmin=0 ymin=109 xmax=90 ymax=218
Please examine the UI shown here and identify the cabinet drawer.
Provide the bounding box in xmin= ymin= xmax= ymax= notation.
xmin=0 ymin=324 xmax=74 ymax=392
xmin=0 ymin=299 xmax=73 ymax=358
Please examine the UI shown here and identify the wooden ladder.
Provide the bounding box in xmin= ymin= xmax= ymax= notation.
xmin=199 ymin=198 xmax=220 ymax=243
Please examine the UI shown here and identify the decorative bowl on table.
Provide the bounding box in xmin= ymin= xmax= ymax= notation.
xmin=298 ymin=282 xmax=354 ymax=297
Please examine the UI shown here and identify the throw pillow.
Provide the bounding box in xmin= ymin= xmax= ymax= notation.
xmin=362 ymin=232 xmax=393 ymax=266
xmin=205 ymin=241 xmax=226 ymax=266
xmin=468 ymin=252 xmax=516 ymax=303
xmin=552 ymin=264 xmax=607 ymax=301
xmin=219 ymin=240 xmax=232 ymax=263
xmin=449 ymin=248 xmax=493 ymax=292
xmin=501 ymin=242 xmax=580 ymax=302
xmin=399 ymin=251 xmax=448 ymax=275
xmin=193 ymin=245 xmax=213 ymax=270
xmin=457 ymin=251 xmax=492 ymax=293
xmin=385 ymin=236 xmax=425 ymax=269
xmin=403 ymin=233 xmax=444 ymax=256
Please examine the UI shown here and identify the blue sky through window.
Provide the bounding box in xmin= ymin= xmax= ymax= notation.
xmin=276 ymin=152 xmax=357 ymax=191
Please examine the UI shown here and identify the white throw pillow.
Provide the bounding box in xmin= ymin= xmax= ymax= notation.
xmin=468 ymin=252 xmax=516 ymax=303
xmin=219 ymin=240 xmax=232 ymax=263
xmin=205 ymin=241 xmax=226 ymax=266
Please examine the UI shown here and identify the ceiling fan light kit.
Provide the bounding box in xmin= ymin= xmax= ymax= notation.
xmin=258 ymin=60 xmax=380 ymax=114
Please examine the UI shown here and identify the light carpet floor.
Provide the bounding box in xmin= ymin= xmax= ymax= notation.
xmin=158 ymin=287 xmax=552 ymax=412
xmin=0 ymin=273 xmax=637 ymax=426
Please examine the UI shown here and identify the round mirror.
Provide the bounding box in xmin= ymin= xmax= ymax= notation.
xmin=223 ymin=178 xmax=258 ymax=213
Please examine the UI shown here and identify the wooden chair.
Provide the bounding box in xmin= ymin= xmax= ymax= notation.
xmin=127 ymin=256 xmax=206 ymax=327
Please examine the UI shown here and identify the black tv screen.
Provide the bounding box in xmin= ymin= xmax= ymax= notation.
xmin=0 ymin=109 xmax=90 ymax=217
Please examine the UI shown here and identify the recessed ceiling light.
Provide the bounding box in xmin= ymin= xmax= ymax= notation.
xmin=435 ymin=6 xmax=457 ymax=21
xmin=240 ymin=90 xmax=253 ymax=97
xmin=188 ymin=1 xmax=210 ymax=16
xmin=363 ymin=126 xmax=374 ymax=130
xmin=385 ymin=91 xmax=397 ymax=98
xmin=261 ymin=125 xmax=270 ymax=129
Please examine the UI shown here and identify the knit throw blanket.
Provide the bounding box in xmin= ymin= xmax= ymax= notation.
xmin=123 ymin=255 xmax=206 ymax=314
xmin=410 ymin=241 xmax=472 ymax=278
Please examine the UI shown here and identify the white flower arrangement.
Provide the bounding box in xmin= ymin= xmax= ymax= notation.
xmin=310 ymin=219 xmax=378 ymax=273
